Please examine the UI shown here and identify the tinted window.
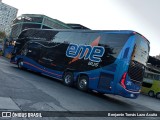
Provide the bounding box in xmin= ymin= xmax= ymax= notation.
xmin=132 ymin=34 xmax=149 ymax=65
xmin=19 ymin=29 xmax=58 ymax=41
xmin=42 ymin=25 xmax=52 ymax=29
xmin=43 ymin=18 xmax=70 ymax=29
xmin=99 ymin=33 xmax=129 ymax=46
xmin=142 ymin=82 xmax=152 ymax=88
xmin=11 ymin=24 xmax=22 ymax=38
xmin=144 ymin=73 xmax=148 ymax=78
xmin=99 ymin=33 xmax=130 ymax=65
xmin=13 ymin=17 xmax=43 ymax=24
xmin=22 ymin=23 xmax=41 ymax=30
xmin=123 ymin=47 xmax=129 ymax=58
xmin=52 ymin=32 xmax=99 ymax=44
xmin=29 ymin=17 xmax=43 ymax=23
xmin=99 ymin=33 xmax=129 ymax=58
xmin=52 ymin=32 xmax=130 ymax=66
xmin=37 ymin=43 xmax=67 ymax=70
xmin=27 ymin=43 xmax=42 ymax=61
xmin=147 ymin=73 xmax=154 ymax=79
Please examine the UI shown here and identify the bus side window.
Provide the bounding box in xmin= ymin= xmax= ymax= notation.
xmin=147 ymin=73 xmax=153 ymax=79
xmin=144 ymin=73 xmax=148 ymax=78
xmin=142 ymin=82 xmax=152 ymax=88
xmin=154 ymin=75 xmax=159 ymax=80
xmin=27 ymin=43 xmax=42 ymax=61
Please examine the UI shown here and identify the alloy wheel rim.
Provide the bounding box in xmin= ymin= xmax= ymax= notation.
xmin=149 ymin=92 xmax=153 ymax=96
xmin=157 ymin=94 xmax=160 ymax=99
xmin=65 ymin=75 xmax=71 ymax=84
xmin=79 ymin=79 xmax=87 ymax=89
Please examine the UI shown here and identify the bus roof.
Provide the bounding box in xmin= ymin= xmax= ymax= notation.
xmin=18 ymin=28 xmax=150 ymax=43
xmin=20 ymin=28 xmax=135 ymax=34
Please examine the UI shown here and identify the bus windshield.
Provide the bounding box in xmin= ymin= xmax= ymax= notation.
xmin=132 ymin=34 xmax=150 ymax=66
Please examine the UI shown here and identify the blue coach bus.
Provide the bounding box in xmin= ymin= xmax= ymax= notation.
xmin=10 ymin=29 xmax=150 ymax=99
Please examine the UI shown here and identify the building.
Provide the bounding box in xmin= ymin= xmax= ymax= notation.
xmin=155 ymin=54 xmax=160 ymax=60
xmin=67 ymin=23 xmax=90 ymax=30
xmin=0 ymin=1 xmax=18 ymax=35
xmin=11 ymin=14 xmax=72 ymax=39
xmin=147 ymin=56 xmax=160 ymax=74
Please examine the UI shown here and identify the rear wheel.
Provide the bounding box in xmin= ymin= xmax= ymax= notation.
xmin=17 ymin=59 xmax=24 ymax=69
xmin=98 ymin=92 xmax=105 ymax=96
xmin=156 ymin=92 xmax=160 ymax=99
xmin=77 ymin=76 xmax=88 ymax=91
xmin=63 ymin=72 xmax=74 ymax=87
xmin=148 ymin=91 xmax=154 ymax=97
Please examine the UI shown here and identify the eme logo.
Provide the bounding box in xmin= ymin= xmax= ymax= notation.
xmin=66 ymin=43 xmax=105 ymax=63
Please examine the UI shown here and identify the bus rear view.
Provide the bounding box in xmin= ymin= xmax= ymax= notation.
xmin=116 ymin=33 xmax=150 ymax=98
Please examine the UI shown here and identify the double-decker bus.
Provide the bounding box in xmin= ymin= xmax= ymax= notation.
xmin=141 ymin=70 xmax=160 ymax=99
xmin=10 ymin=29 xmax=150 ymax=99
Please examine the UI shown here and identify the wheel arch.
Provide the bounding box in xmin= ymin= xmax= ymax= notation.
xmin=77 ymin=73 xmax=89 ymax=80
xmin=62 ymin=68 xmax=75 ymax=79
xmin=148 ymin=90 xmax=155 ymax=97
xmin=17 ymin=58 xmax=23 ymax=64
xmin=156 ymin=92 xmax=160 ymax=99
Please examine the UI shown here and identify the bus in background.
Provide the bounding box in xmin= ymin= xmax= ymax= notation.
xmin=3 ymin=38 xmax=16 ymax=58
xmin=141 ymin=70 xmax=160 ymax=99
xmin=10 ymin=29 xmax=150 ymax=99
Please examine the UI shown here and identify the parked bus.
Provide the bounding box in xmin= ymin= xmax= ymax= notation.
xmin=141 ymin=70 xmax=160 ymax=99
xmin=10 ymin=29 xmax=150 ymax=99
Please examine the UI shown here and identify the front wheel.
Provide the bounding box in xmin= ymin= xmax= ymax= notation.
xmin=63 ymin=72 xmax=74 ymax=87
xmin=77 ymin=76 xmax=88 ymax=91
xmin=97 ymin=92 xmax=105 ymax=96
xmin=148 ymin=91 xmax=154 ymax=97
xmin=17 ymin=59 xmax=24 ymax=69
xmin=156 ymin=92 xmax=160 ymax=99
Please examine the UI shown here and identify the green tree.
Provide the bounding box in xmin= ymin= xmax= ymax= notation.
xmin=0 ymin=31 xmax=6 ymax=43
xmin=0 ymin=31 xmax=6 ymax=39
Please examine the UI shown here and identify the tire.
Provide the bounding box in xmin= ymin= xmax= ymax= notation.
xmin=148 ymin=91 xmax=154 ymax=97
xmin=77 ymin=76 xmax=88 ymax=91
xmin=63 ymin=72 xmax=74 ymax=87
xmin=17 ymin=59 xmax=24 ymax=69
xmin=98 ymin=92 xmax=105 ymax=96
xmin=156 ymin=92 xmax=160 ymax=99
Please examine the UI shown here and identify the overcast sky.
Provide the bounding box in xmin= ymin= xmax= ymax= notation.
xmin=3 ymin=0 xmax=160 ymax=56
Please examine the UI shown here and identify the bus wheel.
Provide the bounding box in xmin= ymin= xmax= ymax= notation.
xmin=98 ymin=92 xmax=105 ymax=96
xmin=18 ymin=59 xmax=24 ymax=69
xmin=148 ymin=91 xmax=154 ymax=97
xmin=77 ymin=76 xmax=88 ymax=91
xmin=63 ymin=72 xmax=74 ymax=87
xmin=156 ymin=93 xmax=160 ymax=99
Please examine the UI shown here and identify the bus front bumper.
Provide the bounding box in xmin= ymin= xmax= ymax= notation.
xmin=116 ymin=84 xmax=140 ymax=99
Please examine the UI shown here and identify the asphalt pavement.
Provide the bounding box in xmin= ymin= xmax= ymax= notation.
xmin=0 ymin=57 xmax=159 ymax=120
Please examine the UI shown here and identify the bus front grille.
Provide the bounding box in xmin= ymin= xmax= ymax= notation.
xmin=128 ymin=60 xmax=145 ymax=85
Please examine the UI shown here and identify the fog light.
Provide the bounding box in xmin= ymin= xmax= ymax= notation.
xmin=130 ymin=94 xmax=134 ymax=97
